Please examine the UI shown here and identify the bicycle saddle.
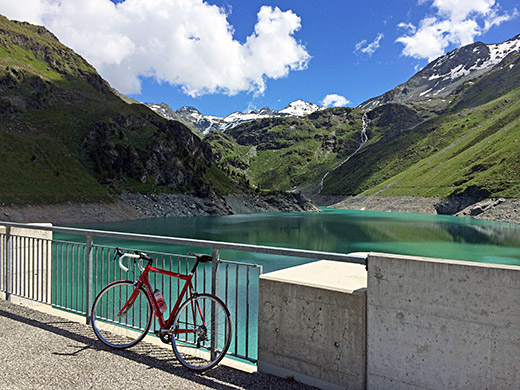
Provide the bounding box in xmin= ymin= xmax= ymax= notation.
xmin=190 ymin=253 xmax=213 ymax=262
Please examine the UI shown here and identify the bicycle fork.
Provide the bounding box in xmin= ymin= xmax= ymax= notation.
xmin=117 ymin=283 xmax=141 ymax=317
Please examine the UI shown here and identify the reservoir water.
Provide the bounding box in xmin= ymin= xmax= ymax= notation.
xmin=60 ymin=207 xmax=520 ymax=363
xmin=70 ymin=208 xmax=520 ymax=271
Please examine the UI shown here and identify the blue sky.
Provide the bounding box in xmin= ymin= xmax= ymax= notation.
xmin=0 ymin=0 xmax=518 ymax=116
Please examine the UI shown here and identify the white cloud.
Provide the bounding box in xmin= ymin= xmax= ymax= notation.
xmin=355 ymin=33 xmax=384 ymax=56
xmin=397 ymin=22 xmax=417 ymax=34
xmin=0 ymin=0 xmax=310 ymax=96
xmin=432 ymin=0 xmax=496 ymax=21
xmin=396 ymin=0 xmax=518 ymax=61
xmin=321 ymin=94 xmax=350 ymax=108
xmin=484 ymin=7 xmax=520 ymax=30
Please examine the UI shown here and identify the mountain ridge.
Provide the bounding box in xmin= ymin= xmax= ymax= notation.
xmin=203 ymin=33 xmax=520 ymax=206
xmin=145 ymin=99 xmax=322 ymax=134
xmin=359 ymin=34 xmax=520 ymax=111
xmin=0 ymin=14 xmax=243 ymax=204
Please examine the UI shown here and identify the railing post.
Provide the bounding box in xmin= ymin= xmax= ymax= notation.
xmin=85 ymin=235 xmax=94 ymax=325
xmin=211 ymin=248 xmax=220 ymax=297
xmin=5 ymin=227 xmax=12 ymax=301
xmin=211 ymin=248 xmax=220 ymax=360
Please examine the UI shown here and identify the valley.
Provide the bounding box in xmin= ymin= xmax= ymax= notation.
xmin=202 ymin=34 xmax=520 ymax=219
xmin=1 ymin=13 xmax=519 ymax=224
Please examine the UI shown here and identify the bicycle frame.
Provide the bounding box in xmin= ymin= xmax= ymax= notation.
xmin=120 ymin=263 xmax=195 ymax=332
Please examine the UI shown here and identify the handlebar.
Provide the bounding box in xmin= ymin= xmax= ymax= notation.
xmin=113 ymin=248 xmax=152 ymax=272
xmin=112 ymin=249 xmax=213 ymax=274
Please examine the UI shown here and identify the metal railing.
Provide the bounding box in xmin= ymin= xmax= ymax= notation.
xmin=0 ymin=221 xmax=365 ymax=363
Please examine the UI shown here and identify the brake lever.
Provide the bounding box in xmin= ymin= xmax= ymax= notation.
xmin=112 ymin=247 xmax=123 ymax=262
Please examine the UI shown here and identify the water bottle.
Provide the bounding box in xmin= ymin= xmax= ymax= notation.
xmin=154 ymin=289 xmax=167 ymax=313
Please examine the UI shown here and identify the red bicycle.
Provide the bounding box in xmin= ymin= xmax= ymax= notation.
xmin=91 ymin=248 xmax=232 ymax=371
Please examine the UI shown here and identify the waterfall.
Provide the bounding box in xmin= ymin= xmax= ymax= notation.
xmin=360 ymin=112 xmax=368 ymax=144
xmin=318 ymin=112 xmax=369 ymax=194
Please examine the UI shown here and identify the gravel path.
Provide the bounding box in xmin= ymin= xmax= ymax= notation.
xmin=0 ymin=300 xmax=314 ymax=390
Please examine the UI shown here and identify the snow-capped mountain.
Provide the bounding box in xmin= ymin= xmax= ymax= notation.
xmin=360 ymin=34 xmax=520 ymax=110
xmin=145 ymin=99 xmax=322 ymax=134
xmin=145 ymin=102 xmax=183 ymax=122
xmin=279 ymin=99 xmax=321 ymax=116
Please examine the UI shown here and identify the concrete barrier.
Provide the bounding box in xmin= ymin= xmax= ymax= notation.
xmin=367 ymin=253 xmax=520 ymax=390
xmin=258 ymin=260 xmax=367 ymax=390
xmin=258 ymin=254 xmax=520 ymax=390
xmin=0 ymin=223 xmax=53 ymax=302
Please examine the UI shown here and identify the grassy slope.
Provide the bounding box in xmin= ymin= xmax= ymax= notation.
xmin=363 ymin=89 xmax=520 ymax=198
xmin=319 ymin=104 xmax=425 ymax=195
xmin=0 ymin=17 xmax=112 ymax=203
xmin=0 ymin=130 xmax=108 ymax=204
xmin=207 ymin=107 xmax=377 ymax=191
xmin=0 ymin=16 xmax=240 ymax=205
xmin=321 ymin=54 xmax=520 ymax=198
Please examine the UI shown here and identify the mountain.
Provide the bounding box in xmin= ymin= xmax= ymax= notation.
xmin=360 ymin=34 xmax=520 ymax=111
xmin=0 ymin=15 xmax=241 ymax=205
xmin=143 ymin=102 xmax=202 ymax=136
xmin=322 ymin=47 xmax=520 ymax=201
xmin=279 ymin=100 xmax=322 ymax=116
xmin=145 ymin=99 xmax=322 ymax=134
xmin=5 ymin=13 xmax=517 ymax=214
xmin=205 ymin=34 xmax=520 ymax=205
xmin=205 ymin=106 xmax=373 ymax=191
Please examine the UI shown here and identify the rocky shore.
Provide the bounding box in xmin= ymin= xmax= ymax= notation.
xmin=120 ymin=192 xmax=319 ymax=218
xmin=2 ymin=192 xmax=519 ymax=226
xmin=326 ymin=195 xmax=520 ymax=225
xmin=0 ymin=191 xmax=319 ymax=225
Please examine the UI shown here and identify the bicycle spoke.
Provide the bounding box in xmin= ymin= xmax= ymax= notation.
xmin=172 ymin=294 xmax=232 ymax=371
xmin=91 ymin=281 xmax=153 ymax=349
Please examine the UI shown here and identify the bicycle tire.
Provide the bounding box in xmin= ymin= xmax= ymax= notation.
xmin=91 ymin=280 xmax=153 ymax=349
xmin=171 ymin=293 xmax=232 ymax=371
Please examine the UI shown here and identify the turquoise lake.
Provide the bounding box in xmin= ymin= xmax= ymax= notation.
xmin=69 ymin=208 xmax=520 ymax=272
xmin=58 ymin=207 xmax=520 ymax=363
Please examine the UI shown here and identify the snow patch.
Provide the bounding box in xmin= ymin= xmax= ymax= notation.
xmin=450 ymin=64 xmax=470 ymax=79
xmin=420 ymin=88 xmax=432 ymax=96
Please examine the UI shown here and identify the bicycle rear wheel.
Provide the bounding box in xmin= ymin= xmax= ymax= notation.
xmin=172 ymin=294 xmax=232 ymax=371
xmin=91 ymin=280 xmax=153 ymax=349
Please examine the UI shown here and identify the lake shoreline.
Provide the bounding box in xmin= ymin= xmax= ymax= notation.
xmin=1 ymin=193 xmax=519 ymax=226
xmin=324 ymin=195 xmax=520 ymax=225
xmin=0 ymin=192 xmax=319 ymax=225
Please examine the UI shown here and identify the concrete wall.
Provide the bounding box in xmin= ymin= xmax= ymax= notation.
xmin=258 ymin=260 xmax=367 ymax=390
xmin=258 ymin=254 xmax=520 ymax=390
xmin=367 ymin=253 xmax=520 ymax=390
xmin=0 ymin=224 xmax=53 ymax=302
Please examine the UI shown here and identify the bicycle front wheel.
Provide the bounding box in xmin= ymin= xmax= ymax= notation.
xmin=172 ymin=294 xmax=232 ymax=371
xmin=91 ymin=280 xmax=153 ymax=349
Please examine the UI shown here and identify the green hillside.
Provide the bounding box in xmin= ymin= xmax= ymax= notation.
xmin=322 ymin=55 xmax=520 ymax=199
xmin=360 ymin=89 xmax=520 ymax=198
xmin=0 ymin=15 xmax=240 ymax=205
xmin=206 ymin=103 xmax=425 ymax=192
xmin=206 ymin=50 xmax=520 ymax=200
xmin=206 ymin=106 xmax=425 ymax=191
